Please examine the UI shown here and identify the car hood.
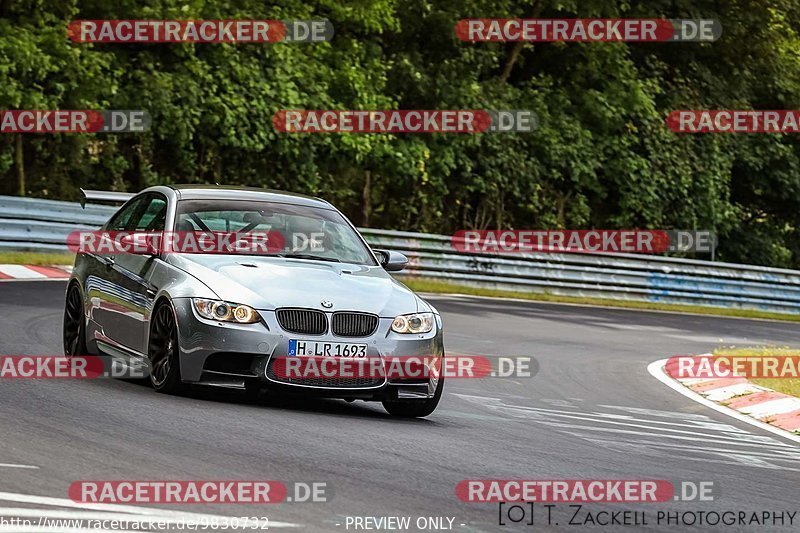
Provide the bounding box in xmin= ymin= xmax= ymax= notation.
xmin=167 ymin=254 xmax=426 ymax=317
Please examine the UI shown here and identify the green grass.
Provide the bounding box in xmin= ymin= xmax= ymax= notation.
xmin=402 ymin=278 xmax=800 ymax=323
xmin=0 ymin=251 xmax=75 ymax=266
xmin=713 ymin=347 xmax=800 ymax=399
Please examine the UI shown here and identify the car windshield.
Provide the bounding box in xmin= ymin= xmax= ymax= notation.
xmin=174 ymin=199 xmax=377 ymax=266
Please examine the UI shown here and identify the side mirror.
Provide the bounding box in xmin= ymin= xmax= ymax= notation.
xmin=375 ymin=249 xmax=408 ymax=272
xmin=118 ymin=233 xmax=160 ymax=256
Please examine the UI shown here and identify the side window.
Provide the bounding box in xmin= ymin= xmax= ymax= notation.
xmin=105 ymin=195 xmax=168 ymax=231
xmin=106 ymin=198 xmax=146 ymax=231
xmin=135 ymin=197 xmax=167 ymax=231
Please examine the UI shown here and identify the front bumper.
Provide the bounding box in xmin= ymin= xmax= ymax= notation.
xmin=172 ymin=298 xmax=444 ymax=400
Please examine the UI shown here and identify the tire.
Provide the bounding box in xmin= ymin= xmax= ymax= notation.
xmin=148 ymin=301 xmax=185 ymax=394
xmin=63 ymin=283 xmax=87 ymax=357
xmin=244 ymin=380 xmax=263 ymax=403
xmin=382 ymin=375 xmax=444 ymax=418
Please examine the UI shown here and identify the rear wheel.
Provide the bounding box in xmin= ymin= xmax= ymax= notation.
xmin=382 ymin=376 xmax=444 ymax=418
xmin=148 ymin=302 xmax=185 ymax=394
xmin=63 ymin=283 xmax=87 ymax=357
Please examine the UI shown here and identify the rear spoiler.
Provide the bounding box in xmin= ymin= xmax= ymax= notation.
xmin=80 ymin=188 xmax=135 ymax=208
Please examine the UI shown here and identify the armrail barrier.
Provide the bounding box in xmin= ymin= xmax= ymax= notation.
xmin=2 ymin=195 xmax=799 ymax=314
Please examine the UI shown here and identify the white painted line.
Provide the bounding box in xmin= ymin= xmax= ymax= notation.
xmin=0 ymin=492 xmax=300 ymax=528
xmin=739 ymin=397 xmax=800 ymax=418
xmin=0 ymin=278 xmax=69 ymax=283
xmin=676 ymin=377 xmax=716 ymax=386
xmin=504 ymin=405 xmax=778 ymax=445
xmin=0 ymin=266 xmax=46 ymax=279
xmin=536 ymin=419 xmax=788 ymax=447
xmin=648 ymin=358 xmax=800 ymax=444
xmin=580 ymin=436 xmax=800 ymax=470
xmin=0 ymin=491 xmax=216 ymax=517
xmin=703 ymin=382 xmax=766 ymax=402
xmin=0 ymin=464 xmax=39 ymax=469
xmin=584 ymin=437 xmax=800 ymax=462
xmin=453 ymin=393 xmax=785 ymax=446
xmin=0 ymin=507 xmax=293 ymax=531
xmin=0 ymin=507 xmax=234 ymax=523
xmin=599 ymin=398 xmax=732 ymax=422
xmin=0 ymin=524 xmax=142 ymax=533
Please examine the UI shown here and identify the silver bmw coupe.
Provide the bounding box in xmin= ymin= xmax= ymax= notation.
xmin=63 ymin=185 xmax=445 ymax=417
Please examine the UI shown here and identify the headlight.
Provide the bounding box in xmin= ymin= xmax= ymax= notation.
xmin=192 ymin=298 xmax=259 ymax=324
xmin=391 ymin=312 xmax=434 ymax=334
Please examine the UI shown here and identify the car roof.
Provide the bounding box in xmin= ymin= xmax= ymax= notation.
xmin=159 ymin=185 xmax=333 ymax=209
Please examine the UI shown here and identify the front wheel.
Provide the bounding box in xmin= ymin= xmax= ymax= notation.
xmin=63 ymin=283 xmax=87 ymax=357
xmin=148 ymin=302 xmax=185 ymax=394
xmin=382 ymin=376 xmax=444 ymax=418
xmin=244 ymin=380 xmax=263 ymax=403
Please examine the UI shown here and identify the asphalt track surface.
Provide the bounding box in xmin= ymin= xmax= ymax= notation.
xmin=1 ymin=280 xmax=799 ymax=532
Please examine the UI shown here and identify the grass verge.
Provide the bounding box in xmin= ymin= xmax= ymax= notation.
xmin=713 ymin=347 xmax=800 ymax=398
xmin=0 ymin=251 xmax=75 ymax=266
xmin=402 ymin=278 xmax=800 ymax=323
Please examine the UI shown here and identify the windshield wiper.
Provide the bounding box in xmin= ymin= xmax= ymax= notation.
xmin=278 ymin=253 xmax=341 ymax=263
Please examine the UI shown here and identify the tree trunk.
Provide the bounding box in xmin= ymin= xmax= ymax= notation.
xmin=499 ymin=41 xmax=525 ymax=83
xmin=499 ymin=2 xmax=544 ymax=83
xmin=135 ymin=142 xmax=145 ymax=191
xmin=15 ymin=134 xmax=24 ymax=196
xmin=362 ymin=170 xmax=372 ymax=227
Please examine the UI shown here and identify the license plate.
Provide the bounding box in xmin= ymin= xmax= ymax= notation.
xmin=288 ymin=340 xmax=368 ymax=358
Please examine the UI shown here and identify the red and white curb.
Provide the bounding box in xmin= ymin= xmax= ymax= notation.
xmin=0 ymin=265 xmax=72 ymax=280
xmin=649 ymin=356 xmax=800 ymax=444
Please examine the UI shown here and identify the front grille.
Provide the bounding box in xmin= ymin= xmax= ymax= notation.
xmin=266 ymin=357 xmax=385 ymax=388
xmin=276 ymin=308 xmax=327 ymax=335
xmin=331 ymin=312 xmax=379 ymax=337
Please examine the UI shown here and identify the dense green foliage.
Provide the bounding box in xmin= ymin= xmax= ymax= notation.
xmin=2 ymin=0 xmax=800 ymax=267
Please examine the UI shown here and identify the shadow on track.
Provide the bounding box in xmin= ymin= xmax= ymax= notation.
xmin=115 ymin=376 xmax=439 ymax=425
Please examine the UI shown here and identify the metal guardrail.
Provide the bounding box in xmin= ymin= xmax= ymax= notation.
xmin=0 ymin=196 xmax=117 ymax=252
xmin=2 ymin=195 xmax=800 ymax=314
